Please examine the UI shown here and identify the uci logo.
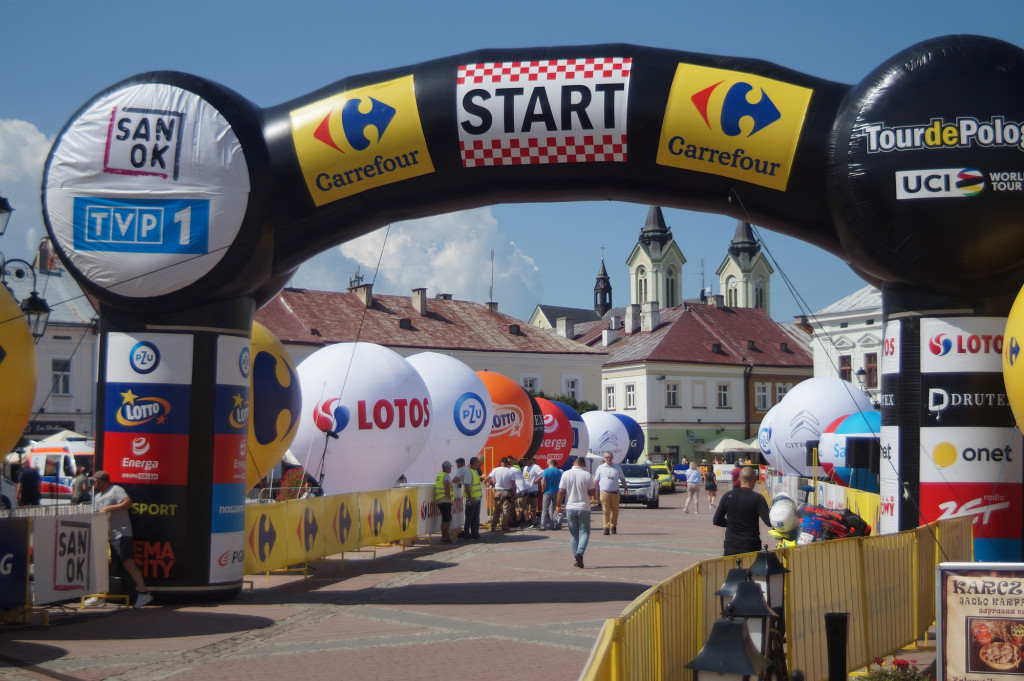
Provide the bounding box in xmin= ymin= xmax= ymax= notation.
xmin=895 ymin=168 xmax=984 ymax=200
xmin=129 ymin=341 xmax=160 ymax=374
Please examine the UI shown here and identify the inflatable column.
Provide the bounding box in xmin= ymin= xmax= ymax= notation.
xmin=879 ymin=286 xmax=1020 ymax=562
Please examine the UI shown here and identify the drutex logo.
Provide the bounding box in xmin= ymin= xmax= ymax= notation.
xmin=290 ymin=75 xmax=435 ymax=206
xmin=657 ymin=63 xmax=812 ymax=191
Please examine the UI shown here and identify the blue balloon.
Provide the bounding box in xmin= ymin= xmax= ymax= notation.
xmin=832 ymin=411 xmax=881 ymax=492
xmin=551 ymin=401 xmax=588 ymax=470
xmin=613 ymin=413 xmax=646 ymax=463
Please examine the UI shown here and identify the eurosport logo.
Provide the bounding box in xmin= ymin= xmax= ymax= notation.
xmin=116 ymin=389 xmax=172 ymax=428
xmin=290 ymin=75 xmax=435 ymax=206
xmin=129 ymin=341 xmax=160 ymax=374
xmin=104 ymin=106 xmax=184 ymax=180
xmin=928 ymin=333 xmax=1003 ymax=356
xmin=860 ymin=116 xmax=1024 ymax=153
xmin=657 ymin=63 xmax=812 ymax=192
xmin=453 ymin=392 xmax=486 ymax=437
xmin=895 ymin=168 xmax=983 ymax=200
xmin=73 ymin=197 xmax=210 ymax=255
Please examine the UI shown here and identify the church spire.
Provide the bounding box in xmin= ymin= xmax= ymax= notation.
xmin=728 ymin=220 xmax=760 ymax=268
xmin=638 ymin=205 xmax=671 ymax=248
xmin=594 ymin=258 xmax=612 ymax=317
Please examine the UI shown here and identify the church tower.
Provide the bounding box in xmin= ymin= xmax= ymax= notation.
xmin=626 ymin=206 xmax=685 ymax=308
xmin=716 ymin=220 xmax=774 ymax=314
xmin=594 ymin=258 xmax=612 ymax=317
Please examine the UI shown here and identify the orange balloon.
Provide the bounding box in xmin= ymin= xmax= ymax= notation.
xmin=475 ymin=371 xmax=533 ymax=472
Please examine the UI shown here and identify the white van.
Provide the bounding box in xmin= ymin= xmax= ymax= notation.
xmin=23 ymin=440 xmax=96 ymax=505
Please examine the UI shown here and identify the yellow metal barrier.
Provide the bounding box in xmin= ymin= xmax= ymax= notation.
xmin=580 ymin=515 xmax=973 ymax=681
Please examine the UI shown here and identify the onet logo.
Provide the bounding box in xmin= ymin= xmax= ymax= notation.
xmin=692 ymin=81 xmax=781 ymax=137
xmin=314 ymin=97 xmax=397 ymax=153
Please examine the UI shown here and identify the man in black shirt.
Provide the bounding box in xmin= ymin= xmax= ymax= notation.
xmin=712 ymin=465 xmax=771 ymax=556
xmin=17 ymin=456 xmax=41 ymax=506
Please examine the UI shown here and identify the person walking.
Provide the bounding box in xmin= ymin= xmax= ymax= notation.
xmin=593 ymin=452 xmax=627 ymax=535
xmin=538 ymin=458 xmax=563 ymax=530
xmin=485 ymin=458 xmax=515 ymax=532
xmin=712 ymin=466 xmax=772 ymax=556
xmin=683 ymin=464 xmax=703 ymax=513
xmin=704 ymin=463 xmax=719 ymax=508
xmin=89 ymin=471 xmax=153 ymax=607
xmin=556 ymin=456 xmax=595 ymax=568
xmin=459 ymin=457 xmax=483 ymax=539
xmin=435 ymin=461 xmax=455 ymax=543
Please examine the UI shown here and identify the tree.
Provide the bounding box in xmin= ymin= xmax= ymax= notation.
xmin=530 ymin=391 xmax=597 ymax=415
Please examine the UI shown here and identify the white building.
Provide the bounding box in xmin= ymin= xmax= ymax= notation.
xmin=804 ymin=284 xmax=883 ymax=405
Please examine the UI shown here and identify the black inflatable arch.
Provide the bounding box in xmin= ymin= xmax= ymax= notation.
xmin=40 ymin=35 xmax=1024 ymax=598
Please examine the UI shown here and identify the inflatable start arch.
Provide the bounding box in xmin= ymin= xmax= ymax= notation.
xmin=42 ymin=35 xmax=1024 ymax=598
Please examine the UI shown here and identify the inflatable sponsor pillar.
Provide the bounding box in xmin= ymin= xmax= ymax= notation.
xmin=879 ymin=287 xmax=1019 ymax=561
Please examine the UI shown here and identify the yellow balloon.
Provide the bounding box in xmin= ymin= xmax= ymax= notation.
xmin=0 ymin=286 xmax=36 ymax=456
xmin=246 ymin=322 xmax=301 ymax=490
xmin=1002 ymin=283 xmax=1024 ymax=429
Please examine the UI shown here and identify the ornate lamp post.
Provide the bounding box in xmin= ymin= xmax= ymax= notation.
xmin=685 ymin=603 xmax=770 ymax=681
xmin=0 ymin=194 xmax=12 ymax=237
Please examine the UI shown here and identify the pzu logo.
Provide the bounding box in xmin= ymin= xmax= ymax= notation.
xmin=453 ymin=392 xmax=486 ymax=437
xmin=129 ymin=341 xmax=160 ymax=374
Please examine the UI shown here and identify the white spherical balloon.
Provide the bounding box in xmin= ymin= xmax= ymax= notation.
xmin=402 ymin=352 xmax=492 ymax=483
xmin=582 ymin=411 xmax=629 ymax=463
xmin=768 ymin=377 xmax=874 ymax=477
xmin=293 ymin=343 xmax=432 ymax=494
xmin=758 ymin=404 xmax=781 ymax=471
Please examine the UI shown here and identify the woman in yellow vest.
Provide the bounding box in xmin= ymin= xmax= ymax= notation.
xmin=435 ymin=461 xmax=455 ymax=543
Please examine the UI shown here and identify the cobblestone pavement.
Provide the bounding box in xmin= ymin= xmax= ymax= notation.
xmin=0 ymin=493 xmax=933 ymax=681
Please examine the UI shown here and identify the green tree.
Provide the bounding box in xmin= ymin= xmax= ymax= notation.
xmin=530 ymin=391 xmax=597 ymax=415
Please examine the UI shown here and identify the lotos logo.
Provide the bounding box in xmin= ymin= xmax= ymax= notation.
xmin=290 ymin=75 xmax=435 ymax=206
xmin=228 ymin=393 xmax=250 ymax=429
xmin=1008 ymin=336 xmax=1021 ymax=367
xmin=314 ymin=398 xmax=350 ymax=436
xmin=883 ymin=336 xmax=897 ymax=357
xmin=657 ymin=63 xmax=812 ymax=191
xmin=895 ymin=168 xmax=984 ymax=200
xmin=928 ymin=333 xmax=1002 ymax=356
xmin=453 ymin=392 xmax=486 ymax=437
xmin=116 ymin=389 xmax=171 ymax=427
xmin=357 ymin=397 xmax=430 ymax=430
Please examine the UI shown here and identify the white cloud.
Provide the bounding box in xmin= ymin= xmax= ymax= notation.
xmin=0 ymin=119 xmax=53 ymax=258
xmin=290 ymin=207 xmax=543 ymax=320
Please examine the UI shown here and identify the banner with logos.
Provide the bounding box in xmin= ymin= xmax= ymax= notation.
xmin=32 ymin=514 xmax=109 ymax=605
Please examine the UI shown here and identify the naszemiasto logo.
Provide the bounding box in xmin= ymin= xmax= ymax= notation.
xmin=895 ymin=168 xmax=984 ymax=200
xmin=657 ymin=63 xmax=812 ymax=192
xmin=104 ymin=106 xmax=184 ymax=180
xmin=116 ymin=389 xmax=172 ymax=428
xmin=860 ymin=116 xmax=1024 ymax=153
xmin=290 ymin=75 xmax=435 ymax=206
xmin=928 ymin=333 xmax=1003 ymax=356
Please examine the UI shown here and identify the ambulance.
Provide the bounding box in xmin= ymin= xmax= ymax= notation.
xmin=23 ymin=434 xmax=95 ymax=505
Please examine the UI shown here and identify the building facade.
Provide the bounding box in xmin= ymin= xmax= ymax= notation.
xmin=804 ymin=284 xmax=883 ymax=406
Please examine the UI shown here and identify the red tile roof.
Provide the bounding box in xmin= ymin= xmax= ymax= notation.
xmin=255 ymin=288 xmax=607 ymax=356
xmin=574 ymin=302 xmax=812 ymax=368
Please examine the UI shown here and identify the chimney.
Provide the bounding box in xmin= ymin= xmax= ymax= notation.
xmin=625 ymin=304 xmax=641 ymax=334
xmin=411 ymin=288 xmax=427 ymax=315
xmin=486 ymin=301 xmax=499 ymax=312
xmin=608 ymin=316 xmax=619 ymax=330
xmin=436 ymin=292 xmax=453 ymax=300
xmin=641 ymin=301 xmax=660 ymax=332
xmin=349 ymin=282 xmax=373 ymax=308
xmin=602 ymin=329 xmax=617 ymax=347
xmin=555 ymin=316 xmax=575 ymax=339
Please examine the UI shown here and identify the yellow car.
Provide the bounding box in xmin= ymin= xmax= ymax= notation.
xmin=650 ymin=464 xmax=676 ymax=493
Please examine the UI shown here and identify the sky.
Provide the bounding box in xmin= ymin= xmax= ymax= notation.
xmin=2 ymin=0 xmax=1023 ymax=324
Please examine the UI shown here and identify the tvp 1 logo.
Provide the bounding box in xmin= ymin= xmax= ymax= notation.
xmin=657 ymin=63 xmax=812 ymax=191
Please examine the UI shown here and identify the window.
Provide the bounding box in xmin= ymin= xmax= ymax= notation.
xmin=839 ymin=355 xmax=852 ymax=382
xmin=522 ymin=377 xmax=537 ymax=393
xmin=864 ymin=353 xmax=878 ymax=389
xmin=755 ymin=278 xmax=764 ymax=309
xmin=625 ymin=383 xmax=635 ymax=409
xmin=637 ymin=266 xmax=648 ymax=304
xmin=726 ymin=277 xmax=737 ymax=306
xmin=604 ymin=385 xmax=616 ymax=410
xmin=666 ymin=382 xmax=679 ymax=407
xmin=693 ymin=382 xmax=707 ymax=408
xmin=755 ymin=382 xmax=770 ymax=411
xmin=776 ymin=383 xmax=792 ymax=403
xmin=564 ymin=378 xmax=579 ymax=400
xmin=666 ymin=266 xmax=677 ymax=307
xmin=52 ymin=358 xmax=71 ymax=396
xmin=717 ymin=383 xmax=731 ymax=408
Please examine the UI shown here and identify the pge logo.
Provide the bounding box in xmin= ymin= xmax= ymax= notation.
xmin=217 ymin=550 xmax=244 ymax=567
xmin=657 ymin=63 xmax=812 ymax=191
xmin=929 ymin=334 xmax=953 ymax=356
xmin=453 ymin=392 xmax=486 ymax=436
xmin=105 ymin=107 xmax=184 ymax=180
xmin=895 ymin=168 xmax=983 ymax=200
xmin=314 ymin=398 xmax=350 ymax=437
xmin=116 ymin=389 xmax=171 ymax=428
xmin=129 ymin=341 xmax=160 ymax=374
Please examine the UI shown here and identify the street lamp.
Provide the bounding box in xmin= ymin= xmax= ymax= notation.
xmin=714 ymin=559 xmax=748 ymax=615
xmin=0 ymin=255 xmax=51 ymax=343
xmin=726 ymin=573 xmax=777 ymax=655
xmin=749 ymin=546 xmax=790 ymax=613
xmin=0 ymin=194 xmax=12 ymax=237
xmin=685 ymin=603 xmax=770 ymax=681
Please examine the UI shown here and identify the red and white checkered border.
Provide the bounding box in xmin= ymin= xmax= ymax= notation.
xmin=458 ymin=58 xmax=632 ymax=85
xmin=460 ymin=134 xmax=628 ymax=167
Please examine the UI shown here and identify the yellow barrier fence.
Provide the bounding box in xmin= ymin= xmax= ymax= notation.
xmin=579 ymin=514 xmax=973 ymax=681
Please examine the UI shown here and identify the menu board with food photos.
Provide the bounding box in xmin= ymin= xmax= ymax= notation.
xmin=939 ymin=563 xmax=1024 ymax=679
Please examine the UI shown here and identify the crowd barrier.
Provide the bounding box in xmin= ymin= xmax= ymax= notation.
xmin=578 ymin=487 xmax=973 ymax=681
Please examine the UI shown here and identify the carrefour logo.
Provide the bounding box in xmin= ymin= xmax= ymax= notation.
xmin=290 ymin=75 xmax=435 ymax=206
xmin=453 ymin=392 xmax=486 ymax=437
xmin=657 ymin=63 xmax=812 ymax=191
xmin=1008 ymin=337 xmax=1021 ymax=366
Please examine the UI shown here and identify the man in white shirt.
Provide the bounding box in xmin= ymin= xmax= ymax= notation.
xmin=451 ymin=458 xmax=469 ymax=489
xmin=520 ymin=455 xmax=543 ymax=528
xmin=556 ymin=456 xmax=596 ymax=568
xmin=593 ymin=453 xmax=627 ymax=535
xmin=486 ymin=458 xmax=516 ymax=532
